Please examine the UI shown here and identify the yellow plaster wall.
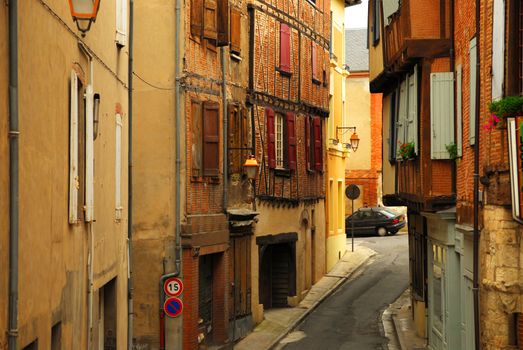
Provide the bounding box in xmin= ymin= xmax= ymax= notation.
xmin=251 ymin=201 xmax=326 ymax=324
xmin=368 ymin=0 xmax=385 ymax=82
xmin=10 ymin=1 xmax=130 ymax=348
xmin=345 ymin=75 xmax=371 ymax=171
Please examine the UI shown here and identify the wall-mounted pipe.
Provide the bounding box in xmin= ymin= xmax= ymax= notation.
xmin=127 ymin=0 xmax=134 ymax=348
xmin=8 ymin=0 xmax=19 ymax=349
xmin=473 ymin=0 xmax=481 ymax=348
xmin=222 ymin=47 xmax=228 ymax=211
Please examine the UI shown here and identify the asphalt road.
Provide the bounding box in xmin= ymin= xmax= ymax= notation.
xmin=278 ymin=234 xmax=409 ymax=350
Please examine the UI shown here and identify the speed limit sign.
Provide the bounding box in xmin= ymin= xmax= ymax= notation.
xmin=164 ymin=277 xmax=183 ymax=297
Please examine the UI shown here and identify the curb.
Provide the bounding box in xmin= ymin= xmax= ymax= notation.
xmin=391 ymin=313 xmax=407 ymax=350
xmin=266 ymin=250 xmax=376 ymax=350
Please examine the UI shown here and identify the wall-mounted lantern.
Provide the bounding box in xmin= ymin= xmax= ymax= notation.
xmin=68 ymin=0 xmax=101 ymax=35
xmin=243 ymin=155 xmax=259 ymax=180
xmin=336 ymin=126 xmax=360 ymax=152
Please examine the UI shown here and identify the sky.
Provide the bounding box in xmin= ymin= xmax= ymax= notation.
xmin=345 ymin=0 xmax=368 ymax=29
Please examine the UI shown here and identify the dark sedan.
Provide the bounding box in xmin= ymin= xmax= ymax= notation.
xmin=345 ymin=207 xmax=406 ymax=236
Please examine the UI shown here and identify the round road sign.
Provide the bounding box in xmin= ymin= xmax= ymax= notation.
xmin=345 ymin=184 xmax=361 ymax=200
xmin=164 ymin=277 xmax=183 ymax=297
xmin=164 ymin=297 xmax=183 ymax=318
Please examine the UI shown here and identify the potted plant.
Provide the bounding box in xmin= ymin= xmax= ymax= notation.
xmin=445 ymin=143 xmax=458 ymax=160
xmin=485 ymin=95 xmax=523 ymax=130
xmin=398 ymin=141 xmax=416 ymax=160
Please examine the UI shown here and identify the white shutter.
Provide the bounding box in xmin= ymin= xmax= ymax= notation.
xmin=492 ymin=0 xmax=505 ymax=100
xmin=407 ymin=66 xmax=419 ymax=152
xmin=396 ymin=79 xmax=408 ymax=160
xmin=85 ymin=84 xmax=94 ymax=222
xmin=69 ymin=71 xmax=79 ymax=224
xmin=116 ymin=0 xmax=128 ymax=46
xmin=431 ymin=72 xmax=455 ymax=159
xmin=115 ymin=114 xmax=123 ymax=221
xmin=469 ymin=37 xmax=477 ymax=145
xmin=456 ymin=65 xmax=463 ymax=157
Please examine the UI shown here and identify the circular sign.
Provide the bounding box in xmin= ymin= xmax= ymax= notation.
xmin=164 ymin=297 xmax=183 ymax=318
xmin=164 ymin=277 xmax=183 ymax=297
xmin=345 ymin=184 xmax=361 ymax=200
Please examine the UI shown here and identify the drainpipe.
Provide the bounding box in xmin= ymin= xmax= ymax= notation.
xmin=450 ymin=0 xmax=456 ymax=195
xmin=159 ymin=0 xmax=182 ymax=345
xmin=473 ymin=0 xmax=481 ymax=348
xmin=222 ymin=47 xmax=228 ymax=211
xmin=127 ymin=0 xmax=134 ymax=348
xmin=7 ymin=0 xmax=19 ymax=349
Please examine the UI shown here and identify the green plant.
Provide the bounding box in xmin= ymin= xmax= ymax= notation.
xmin=488 ymin=95 xmax=523 ymax=118
xmin=398 ymin=142 xmax=416 ymax=160
xmin=445 ymin=143 xmax=458 ymax=160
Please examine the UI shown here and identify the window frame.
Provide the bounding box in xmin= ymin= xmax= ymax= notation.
xmin=372 ymin=0 xmax=381 ymax=46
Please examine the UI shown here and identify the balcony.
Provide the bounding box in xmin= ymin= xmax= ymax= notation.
xmin=383 ymin=0 xmax=451 ymax=73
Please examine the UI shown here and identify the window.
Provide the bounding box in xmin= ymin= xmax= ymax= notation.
xmin=192 ymin=100 xmax=220 ymax=178
xmin=372 ymin=0 xmax=381 ymax=45
xmin=98 ymin=278 xmax=117 ymax=350
xmin=388 ymin=91 xmax=397 ymax=163
xmin=203 ymin=0 xmax=218 ymax=41
xmin=305 ymin=116 xmax=323 ymax=171
xmin=469 ymin=37 xmax=477 ymax=145
xmin=280 ymin=23 xmax=291 ymax=74
xmin=506 ymin=0 xmax=522 ymax=95
xmin=338 ymin=181 xmax=343 ymax=228
xmin=227 ymin=104 xmax=249 ymax=174
xmin=115 ymin=113 xmax=123 ymax=221
xmin=430 ymin=72 xmax=455 ymax=159
xmin=492 ymin=0 xmax=505 ymax=100
xmin=69 ymin=70 xmax=86 ymax=224
xmin=312 ymin=42 xmax=321 ymax=84
xmin=192 ymin=0 xmax=229 ymax=45
xmin=266 ymin=109 xmax=296 ymax=170
xmin=394 ymin=66 xmax=419 ymax=160
xmin=217 ymin=0 xmax=229 ymax=46
xmin=431 ymin=244 xmax=445 ymax=332
xmin=116 ymin=0 xmax=127 ymax=46
xmin=230 ymin=7 xmax=241 ymax=55
xmin=51 ymin=322 xmax=61 ymax=350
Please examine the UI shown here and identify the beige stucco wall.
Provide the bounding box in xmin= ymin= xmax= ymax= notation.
xmin=368 ymin=0 xmax=384 ymax=82
xmin=345 ymin=75 xmax=371 ymax=171
xmin=132 ymin=0 xmax=178 ymax=347
xmin=4 ymin=1 xmax=130 ymax=348
xmin=251 ymin=201 xmax=326 ymax=324
xmin=0 ymin=4 xmax=8 ymax=349
xmin=382 ymin=93 xmax=395 ymax=196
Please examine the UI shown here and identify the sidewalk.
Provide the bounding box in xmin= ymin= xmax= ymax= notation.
xmin=234 ymin=245 xmax=376 ymax=350
xmin=382 ymin=288 xmax=427 ymax=350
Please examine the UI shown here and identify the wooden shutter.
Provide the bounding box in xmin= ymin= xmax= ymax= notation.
xmin=192 ymin=100 xmax=203 ymax=177
xmin=116 ymin=0 xmax=128 ymax=46
xmin=230 ymin=7 xmax=241 ymax=54
xmin=228 ymin=105 xmax=240 ymax=174
xmin=217 ymin=0 xmax=229 ymax=46
xmin=286 ymin=112 xmax=296 ymax=170
xmin=430 ymin=72 xmax=455 ymax=159
xmin=229 ymin=236 xmax=252 ymax=321
xmin=203 ymin=0 xmax=218 ymax=41
xmin=469 ymin=37 xmax=477 ymax=145
xmin=203 ymin=101 xmax=220 ymax=177
xmin=492 ymin=0 xmax=505 ymax=100
xmin=396 ymin=80 xmax=407 ymax=160
xmin=305 ymin=116 xmax=311 ymax=170
xmin=407 ymin=66 xmax=418 ymax=153
xmin=266 ymin=108 xmax=276 ymax=169
xmin=456 ymin=65 xmax=463 ymax=157
xmin=313 ymin=117 xmax=322 ymax=171
xmin=69 ymin=70 xmax=79 ymax=224
xmin=191 ymin=0 xmax=203 ymax=38
xmin=312 ymin=42 xmax=318 ymax=81
xmin=115 ymin=113 xmax=123 ymax=221
xmin=388 ymin=91 xmax=397 ymax=162
xmin=280 ymin=23 xmax=291 ymax=73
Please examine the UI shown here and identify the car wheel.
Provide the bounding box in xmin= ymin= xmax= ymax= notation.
xmin=377 ymin=227 xmax=387 ymax=237
xmin=389 ymin=230 xmax=398 ymax=235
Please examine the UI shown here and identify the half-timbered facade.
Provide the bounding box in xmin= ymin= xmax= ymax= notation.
xmin=248 ymin=0 xmax=330 ymax=324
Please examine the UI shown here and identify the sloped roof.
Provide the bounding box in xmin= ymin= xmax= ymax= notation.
xmin=345 ymin=28 xmax=369 ymax=72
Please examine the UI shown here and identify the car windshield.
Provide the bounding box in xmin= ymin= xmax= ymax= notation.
xmin=379 ymin=208 xmax=399 ymax=218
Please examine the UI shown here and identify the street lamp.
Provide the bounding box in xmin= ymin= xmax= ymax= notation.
xmin=335 ymin=126 xmax=360 ymax=152
xmin=243 ymin=155 xmax=259 ymax=180
xmin=68 ymin=0 xmax=101 ymax=35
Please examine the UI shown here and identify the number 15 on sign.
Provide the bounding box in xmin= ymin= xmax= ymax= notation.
xmin=164 ymin=277 xmax=183 ymax=297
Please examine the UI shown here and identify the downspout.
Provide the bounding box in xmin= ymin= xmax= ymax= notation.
xmin=7 ymin=0 xmax=19 ymax=349
xmin=473 ymin=0 xmax=481 ymax=348
xmin=450 ymin=0 xmax=456 ymax=195
xmin=222 ymin=48 xmax=228 ymax=210
xmin=127 ymin=0 xmax=134 ymax=348
xmin=159 ymin=0 xmax=182 ymax=345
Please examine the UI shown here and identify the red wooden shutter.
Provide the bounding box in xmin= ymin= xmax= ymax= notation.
xmin=217 ymin=0 xmax=229 ymax=46
xmin=280 ymin=23 xmax=291 ymax=73
xmin=191 ymin=0 xmax=203 ymax=38
xmin=203 ymin=0 xmax=218 ymax=40
xmin=313 ymin=117 xmax=322 ymax=171
xmin=266 ymin=108 xmax=276 ymax=169
xmin=203 ymin=102 xmax=220 ymax=176
xmin=230 ymin=8 xmax=241 ymax=54
xmin=305 ymin=116 xmax=311 ymax=170
xmin=286 ymin=112 xmax=296 ymax=170
xmin=311 ymin=42 xmax=317 ymax=80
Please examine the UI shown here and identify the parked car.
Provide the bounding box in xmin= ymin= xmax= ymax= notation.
xmin=345 ymin=207 xmax=406 ymax=236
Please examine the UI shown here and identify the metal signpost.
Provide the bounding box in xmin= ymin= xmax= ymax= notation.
xmin=345 ymin=184 xmax=361 ymax=252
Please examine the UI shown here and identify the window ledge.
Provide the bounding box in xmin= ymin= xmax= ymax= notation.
xmin=231 ymin=53 xmax=242 ymax=61
xmin=276 ymin=67 xmax=292 ymax=77
xmin=274 ymin=168 xmax=292 ymax=178
xmin=312 ymin=78 xmax=321 ymax=86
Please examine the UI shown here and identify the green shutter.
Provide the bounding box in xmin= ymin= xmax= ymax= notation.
xmin=456 ymin=65 xmax=463 ymax=157
xmin=431 ymin=72 xmax=455 ymax=159
xmin=407 ymin=66 xmax=419 ymax=153
xmin=395 ymin=80 xmax=408 ymax=160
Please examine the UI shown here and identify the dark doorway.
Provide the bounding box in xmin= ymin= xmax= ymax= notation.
xmin=259 ymin=242 xmax=296 ymax=308
xmin=199 ymin=254 xmax=214 ymax=340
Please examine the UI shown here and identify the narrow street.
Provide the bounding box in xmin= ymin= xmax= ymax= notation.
xmin=277 ymin=234 xmax=409 ymax=350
